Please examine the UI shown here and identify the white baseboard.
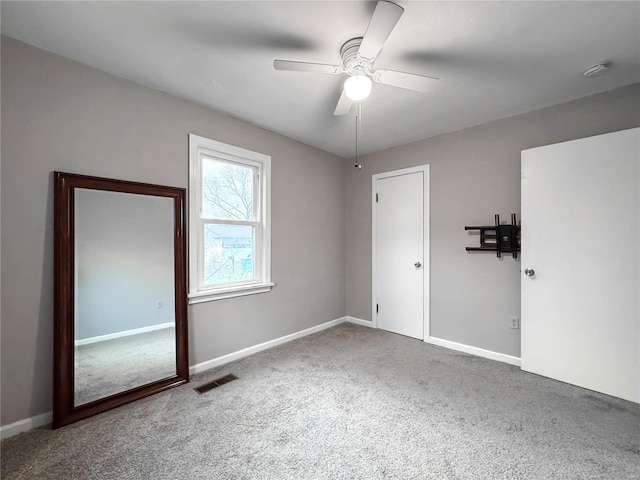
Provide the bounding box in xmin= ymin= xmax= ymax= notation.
xmin=428 ymin=336 xmax=521 ymax=367
xmin=347 ymin=318 xmax=519 ymax=367
xmin=0 ymin=412 xmax=52 ymax=440
xmin=2 ymin=317 xmax=351 ymax=439
xmin=190 ymin=316 xmax=349 ymax=375
xmin=75 ymin=322 xmax=174 ymax=346
xmin=2 ymin=319 xmax=519 ymax=440
xmin=345 ymin=316 xmax=374 ymax=327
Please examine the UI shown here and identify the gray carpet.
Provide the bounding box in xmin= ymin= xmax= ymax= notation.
xmin=2 ymin=323 xmax=639 ymax=479
xmin=75 ymin=327 xmax=176 ymax=405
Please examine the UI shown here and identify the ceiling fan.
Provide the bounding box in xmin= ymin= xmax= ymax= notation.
xmin=273 ymin=1 xmax=438 ymax=116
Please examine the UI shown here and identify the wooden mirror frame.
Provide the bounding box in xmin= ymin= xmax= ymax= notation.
xmin=53 ymin=171 xmax=189 ymax=428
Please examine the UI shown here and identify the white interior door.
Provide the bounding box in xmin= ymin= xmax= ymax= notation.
xmin=373 ymin=166 xmax=429 ymax=340
xmin=521 ymin=128 xmax=640 ymax=403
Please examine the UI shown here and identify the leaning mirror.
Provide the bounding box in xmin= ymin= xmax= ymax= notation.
xmin=53 ymin=172 xmax=189 ymax=428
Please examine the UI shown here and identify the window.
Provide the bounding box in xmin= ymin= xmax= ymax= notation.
xmin=188 ymin=134 xmax=272 ymax=303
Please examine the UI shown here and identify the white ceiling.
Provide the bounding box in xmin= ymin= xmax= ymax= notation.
xmin=2 ymin=1 xmax=639 ymax=158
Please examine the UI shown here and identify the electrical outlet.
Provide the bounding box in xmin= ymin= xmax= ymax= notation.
xmin=157 ymin=300 xmax=163 ymax=308
xmin=510 ymin=317 xmax=520 ymax=329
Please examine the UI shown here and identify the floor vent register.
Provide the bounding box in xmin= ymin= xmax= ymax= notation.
xmin=194 ymin=374 xmax=239 ymax=394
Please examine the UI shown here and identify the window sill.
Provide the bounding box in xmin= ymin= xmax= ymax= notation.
xmin=188 ymin=282 xmax=274 ymax=304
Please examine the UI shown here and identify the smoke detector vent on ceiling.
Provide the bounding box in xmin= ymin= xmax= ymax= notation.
xmin=582 ymin=63 xmax=610 ymax=79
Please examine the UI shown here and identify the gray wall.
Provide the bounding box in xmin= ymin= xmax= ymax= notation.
xmin=3 ymin=32 xmax=638 ymax=427
xmin=1 ymin=37 xmax=346 ymax=425
xmin=346 ymin=83 xmax=640 ymax=358
xmin=75 ymin=189 xmax=175 ymax=339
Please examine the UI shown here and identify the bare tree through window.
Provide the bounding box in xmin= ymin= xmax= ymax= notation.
xmin=202 ymin=158 xmax=256 ymax=285
xmin=202 ymin=160 xmax=253 ymax=221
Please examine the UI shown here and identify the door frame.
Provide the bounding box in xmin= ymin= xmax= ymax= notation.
xmin=372 ymin=164 xmax=430 ymax=338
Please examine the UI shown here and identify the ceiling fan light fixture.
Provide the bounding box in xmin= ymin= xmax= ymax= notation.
xmin=344 ymin=74 xmax=372 ymax=101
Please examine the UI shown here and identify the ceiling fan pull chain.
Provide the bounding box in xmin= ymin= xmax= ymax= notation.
xmin=355 ymin=102 xmax=363 ymax=170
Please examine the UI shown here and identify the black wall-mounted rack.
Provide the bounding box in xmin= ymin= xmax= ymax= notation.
xmin=465 ymin=213 xmax=520 ymax=259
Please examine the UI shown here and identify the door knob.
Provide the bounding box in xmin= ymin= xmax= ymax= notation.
xmin=524 ymin=268 xmax=535 ymax=276
xmin=414 ymin=262 xmax=422 ymax=268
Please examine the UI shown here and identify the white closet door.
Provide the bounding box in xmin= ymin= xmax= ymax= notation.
xmin=521 ymin=127 xmax=639 ymax=403
xmin=374 ymin=166 xmax=429 ymax=340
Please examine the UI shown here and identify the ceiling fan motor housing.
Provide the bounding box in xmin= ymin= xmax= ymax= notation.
xmin=341 ymin=38 xmax=372 ymax=76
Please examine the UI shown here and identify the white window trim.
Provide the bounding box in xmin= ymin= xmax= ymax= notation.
xmin=188 ymin=134 xmax=272 ymax=303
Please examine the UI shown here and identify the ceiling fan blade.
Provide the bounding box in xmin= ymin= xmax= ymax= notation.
xmin=372 ymin=69 xmax=439 ymax=92
xmin=273 ymin=60 xmax=343 ymax=74
xmin=334 ymin=89 xmax=353 ymax=116
xmin=358 ymin=1 xmax=404 ymax=62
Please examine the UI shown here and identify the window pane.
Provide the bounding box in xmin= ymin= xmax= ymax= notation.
xmin=203 ymin=224 xmax=255 ymax=285
xmin=202 ymin=157 xmax=254 ymax=221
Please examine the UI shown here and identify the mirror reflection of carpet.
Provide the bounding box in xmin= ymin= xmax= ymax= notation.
xmin=74 ymin=327 xmax=176 ymax=406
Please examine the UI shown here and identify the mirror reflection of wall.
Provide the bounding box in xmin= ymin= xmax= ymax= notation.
xmin=73 ymin=189 xmax=176 ymax=406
